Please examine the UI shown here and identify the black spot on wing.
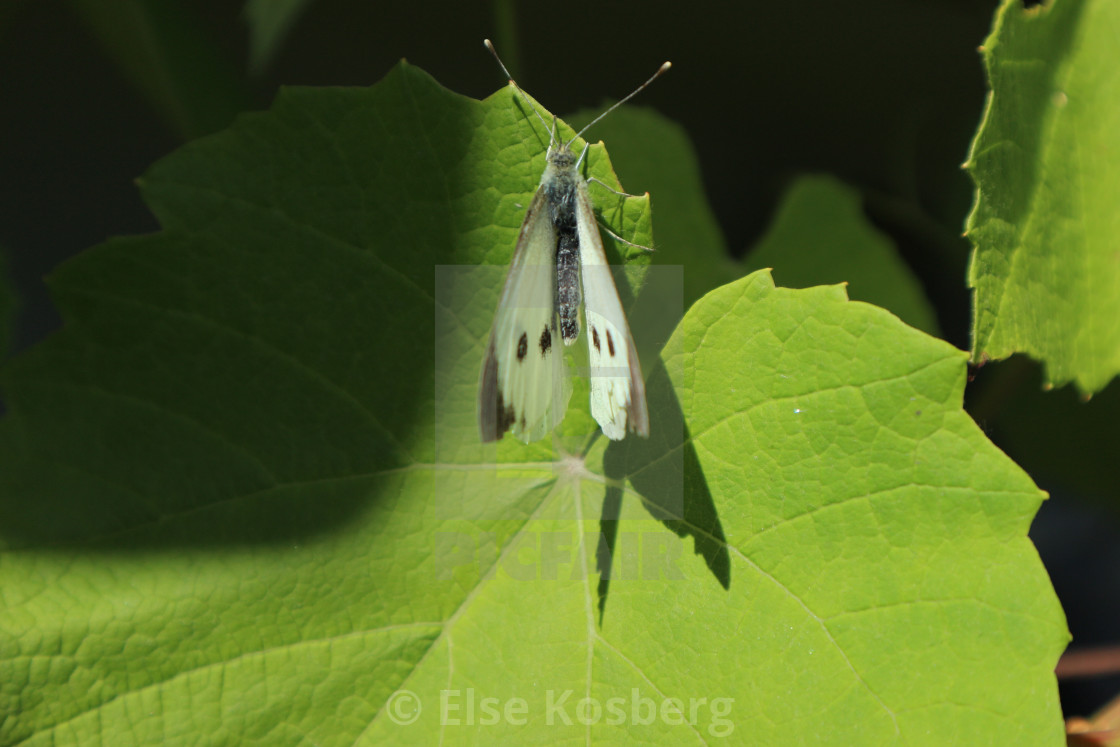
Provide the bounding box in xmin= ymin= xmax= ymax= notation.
xmin=606 ymin=330 xmax=616 ymax=357
xmin=517 ymin=332 xmax=528 ymax=361
xmin=540 ymin=326 xmax=552 ymax=355
xmin=592 ymin=326 xmax=601 ymax=353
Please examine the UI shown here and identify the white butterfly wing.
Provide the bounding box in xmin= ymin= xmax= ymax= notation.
xmin=479 ymin=190 xmax=571 ymax=443
xmin=575 ymin=183 xmax=650 ymax=440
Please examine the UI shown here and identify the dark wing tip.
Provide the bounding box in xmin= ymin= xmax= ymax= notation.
xmin=478 ymin=342 xmax=509 ymax=442
xmin=627 ymin=339 xmax=650 ymax=438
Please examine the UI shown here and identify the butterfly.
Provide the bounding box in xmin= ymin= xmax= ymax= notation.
xmin=478 ymin=40 xmax=669 ymax=443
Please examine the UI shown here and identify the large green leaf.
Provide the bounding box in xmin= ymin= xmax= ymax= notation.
xmin=965 ymin=0 xmax=1120 ymax=394
xmin=613 ymin=272 xmax=1067 ymax=744
xmin=0 ymin=62 xmax=1067 ymax=744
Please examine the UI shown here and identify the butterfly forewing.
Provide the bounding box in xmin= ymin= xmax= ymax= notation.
xmin=478 ymin=190 xmax=572 ymax=443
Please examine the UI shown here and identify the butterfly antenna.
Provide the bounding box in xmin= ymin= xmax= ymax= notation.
xmin=570 ymin=60 xmax=672 ymax=144
xmin=484 ymin=39 xmax=554 ymax=143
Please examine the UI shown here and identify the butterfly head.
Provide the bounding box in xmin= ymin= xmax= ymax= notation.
xmin=547 ymin=141 xmax=577 ymax=169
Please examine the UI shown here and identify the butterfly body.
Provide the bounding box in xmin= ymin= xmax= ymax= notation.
xmin=542 ymin=147 xmax=586 ymax=346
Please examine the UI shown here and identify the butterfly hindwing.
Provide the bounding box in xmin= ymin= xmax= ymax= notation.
xmin=575 ymin=182 xmax=650 ymax=440
xmin=478 ymin=189 xmax=571 ymax=443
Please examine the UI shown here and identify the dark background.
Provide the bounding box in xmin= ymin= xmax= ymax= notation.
xmin=1 ymin=0 xmax=1116 ymax=724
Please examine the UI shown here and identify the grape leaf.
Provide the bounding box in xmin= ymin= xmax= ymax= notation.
xmin=0 ymin=62 xmax=1066 ymax=745
xmin=965 ymin=0 xmax=1120 ymax=394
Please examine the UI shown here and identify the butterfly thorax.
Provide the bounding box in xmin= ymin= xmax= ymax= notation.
xmin=541 ymin=145 xmax=583 ymax=345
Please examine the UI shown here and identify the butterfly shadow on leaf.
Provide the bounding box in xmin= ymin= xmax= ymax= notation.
xmin=595 ymin=354 xmax=730 ymax=623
